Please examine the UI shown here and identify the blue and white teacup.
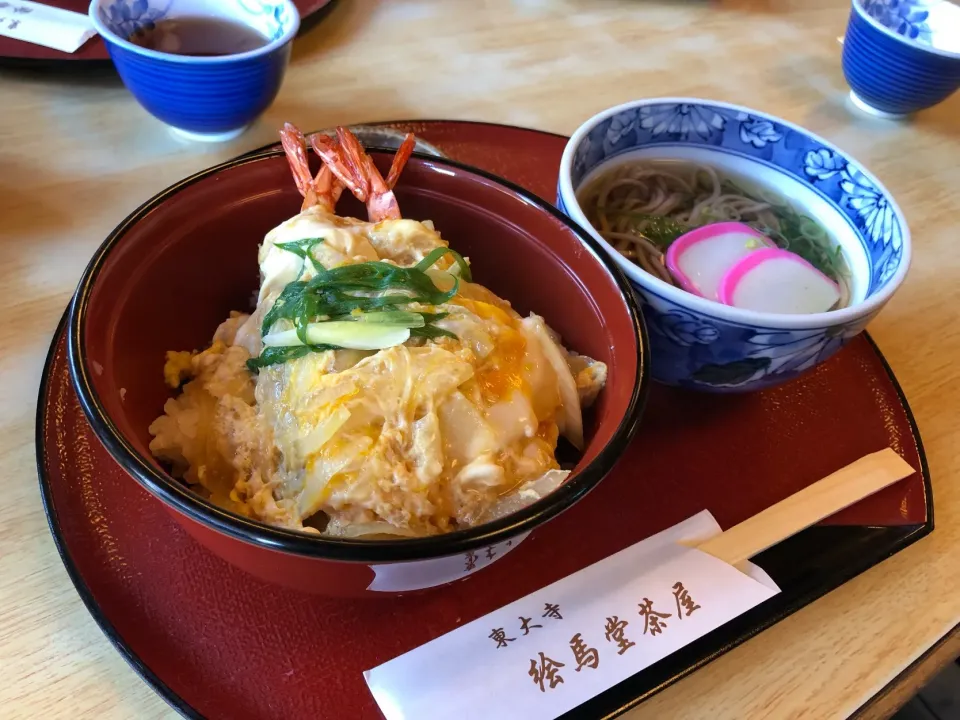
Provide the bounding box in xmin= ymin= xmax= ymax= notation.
xmin=90 ymin=0 xmax=301 ymax=142
xmin=558 ymin=98 xmax=912 ymax=394
xmin=842 ymin=0 xmax=960 ymax=118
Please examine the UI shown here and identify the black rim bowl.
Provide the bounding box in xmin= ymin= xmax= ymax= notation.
xmin=66 ymin=148 xmax=650 ymax=563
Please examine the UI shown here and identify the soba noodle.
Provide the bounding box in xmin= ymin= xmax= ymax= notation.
xmin=577 ymin=160 xmax=852 ymax=310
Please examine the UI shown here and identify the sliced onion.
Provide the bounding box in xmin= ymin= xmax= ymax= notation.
xmin=520 ymin=315 xmax=584 ymax=450
xmin=437 ymin=391 xmax=497 ymax=467
xmin=485 ymin=390 xmax=537 ymax=446
xmin=475 ymin=469 xmax=570 ymax=524
xmin=296 ymin=406 xmax=351 ymax=459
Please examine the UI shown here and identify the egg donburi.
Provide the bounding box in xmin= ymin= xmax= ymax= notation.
xmin=148 ymin=125 xmax=608 ymax=539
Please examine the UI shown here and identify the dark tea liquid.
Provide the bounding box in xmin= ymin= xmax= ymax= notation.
xmin=129 ymin=17 xmax=269 ymax=57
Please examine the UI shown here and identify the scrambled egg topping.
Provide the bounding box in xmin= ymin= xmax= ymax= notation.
xmin=151 ymin=207 xmax=607 ymax=538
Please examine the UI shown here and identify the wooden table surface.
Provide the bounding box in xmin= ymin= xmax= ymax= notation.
xmin=2 ymin=1 xmax=958 ymax=718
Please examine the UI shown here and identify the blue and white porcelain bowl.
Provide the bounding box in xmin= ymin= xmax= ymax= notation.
xmin=842 ymin=0 xmax=960 ymax=118
xmin=558 ymin=98 xmax=911 ymax=394
xmin=90 ymin=0 xmax=300 ymax=142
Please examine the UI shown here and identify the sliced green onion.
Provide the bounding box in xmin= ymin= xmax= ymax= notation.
xmin=409 ymin=324 xmax=458 ymax=340
xmin=275 ymin=237 xmax=324 ymax=259
xmin=415 ymin=247 xmax=472 ymax=282
xmin=246 ymin=345 xmax=313 ymax=372
xmin=263 ymin=322 xmax=411 ymax=351
xmin=425 ymin=268 xmax=457 ymax=292
xmin=248 ymin=249 xmax=470 ymax=370
xmin=277 ymin=237 xmax=324 ymax=276
xmin=335 ymin=311 xmax=427 ymax=327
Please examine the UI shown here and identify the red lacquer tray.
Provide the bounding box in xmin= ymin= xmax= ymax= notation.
xmin=37 ymin=121 xmax=932 ymax=720
xmin=0 ymin=0 xmax=336 ymax=67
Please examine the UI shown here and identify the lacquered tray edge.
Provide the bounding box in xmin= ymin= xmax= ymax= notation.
xmin=35 ymin=119 xmax=934 ymax=719
xmin=36 ymin=309 xmax=203 ymax=720
xmin=37 ymin=314 xmax=934 ymax=720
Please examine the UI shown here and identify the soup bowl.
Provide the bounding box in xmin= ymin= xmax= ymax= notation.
xmin=558 ymin=98 xmax=911 ymax=393
xmin=67 ymin=146 xmax=648 ymax=597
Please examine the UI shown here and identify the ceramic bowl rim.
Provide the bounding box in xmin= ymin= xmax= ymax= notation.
xmin=88 ymin=0 xmax=302 ymax=65
xmin=558 ymin=97 xmax=913 ymax=331
xmin=66 ymin=147 xmax=649 ymax=564
xmin=851 ymin=0 xmax=960 ymax=60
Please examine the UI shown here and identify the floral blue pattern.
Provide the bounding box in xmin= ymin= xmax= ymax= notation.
xmin=737 ymin=114 xmax=782 ymax=148
xmin=840 ymin=167 xmax=902 ymax=250
xmin=803 ymin=149 xmax=845 ymax=180
xmin=605 ymin=110 xmax=637 ymax=146
xmin=625 ymin=282 xmax=880 ymax=392
xmin=653 ymin=309 xmax=721 ymax=347
xmin=238 ymin=0 xmax=289 ymax=41
xmin=101 ymin=0 xmax=172 ymax=38
xmin=560 ymin=99 xmax=909 ymax=392
xmin=861 ymin=0 xmax=934 ymax=43
xmin=638 ymin=103 xmax=728 ymax=142
xmin=746 ymin=328 xmax=846 ymax=376
xmin=841 ymin=166 xmax=903 ymax=287
xmin=99 ymin=0 xmax=289 ymax=43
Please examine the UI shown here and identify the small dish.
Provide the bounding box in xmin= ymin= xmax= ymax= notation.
xmin=66 ymin=148 xmax=647 ymax=596
xmin=89 ymin=0 xmax=301 ymax=141
xmin=842 ymin=0 xmax=960 ymax=117
xmin=557 ymin=98 xmax=911 ymax=393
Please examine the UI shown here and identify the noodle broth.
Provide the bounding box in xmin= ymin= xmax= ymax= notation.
xmin=576 ymin=157 xmax=856 ymax=312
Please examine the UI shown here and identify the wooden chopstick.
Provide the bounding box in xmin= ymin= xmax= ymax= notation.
xmin=696 ymin=448 xmax=916 ymax=566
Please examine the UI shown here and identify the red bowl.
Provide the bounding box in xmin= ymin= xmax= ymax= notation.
xmin=66 ymin=148 xmax=648 ymax=597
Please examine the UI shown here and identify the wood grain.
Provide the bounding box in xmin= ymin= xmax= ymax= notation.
xmin=1 ymin=1 xmax=958 ymax=718
xmin=853 ymin=624 xmax=960 ymax=720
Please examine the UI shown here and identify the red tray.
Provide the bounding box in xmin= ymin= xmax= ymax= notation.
xmin=37 ymin=121 xmax=932 ymax=720
xmin=0 ymin=0 xmax=336 ymax=67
